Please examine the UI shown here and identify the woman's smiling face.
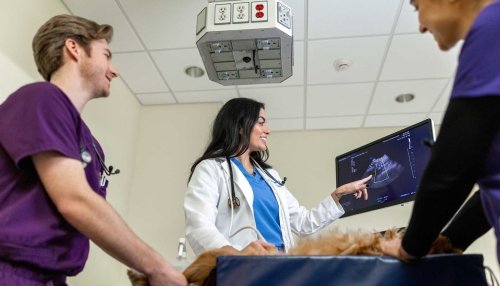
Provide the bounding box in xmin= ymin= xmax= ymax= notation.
xmin=248 ymin=108 xmax=270 ymax=153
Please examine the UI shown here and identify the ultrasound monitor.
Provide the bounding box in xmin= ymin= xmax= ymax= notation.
xmin=335 ymin=119 xmax=435 ymax=217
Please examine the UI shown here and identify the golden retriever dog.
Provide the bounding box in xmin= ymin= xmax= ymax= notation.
xmin=127 ymin=229 xmax=461 ymax=286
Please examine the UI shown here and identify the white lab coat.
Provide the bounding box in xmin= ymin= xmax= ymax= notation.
xmin=184 ymin=157 xmax=345 ymax=256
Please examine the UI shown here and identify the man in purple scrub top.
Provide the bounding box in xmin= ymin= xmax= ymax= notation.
xmin=0 ymin=14 xmax=186 ymax=286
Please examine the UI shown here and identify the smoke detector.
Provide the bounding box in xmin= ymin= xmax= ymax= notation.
xmin=334 ymin=59 xmax=352 ymax=72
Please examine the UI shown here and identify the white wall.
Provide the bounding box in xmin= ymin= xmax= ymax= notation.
xmin=72 ymin=79 xmax=141 ymax=285
xmin=127 ymin=103 xmax=221 ymax=261
xmin=0 ymin=0 xmax=67 ymax=98
xmin=2 ymin=1 xmax=498 ymax=285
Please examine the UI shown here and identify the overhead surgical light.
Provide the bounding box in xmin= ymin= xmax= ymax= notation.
xmin=196 ymin=0 xmax=293 ymax=85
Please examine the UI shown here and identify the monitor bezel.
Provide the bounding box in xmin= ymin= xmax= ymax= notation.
xmin=335 ymin=118 xmax=435 ymax=218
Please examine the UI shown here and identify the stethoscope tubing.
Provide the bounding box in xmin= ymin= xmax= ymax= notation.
xmin=226 ymin=157 xmax=285 ymax=209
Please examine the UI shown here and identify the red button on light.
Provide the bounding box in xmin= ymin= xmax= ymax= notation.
xmin=256 ymin=4 xmax=264 ymax=10
xmin=256 ymin=11 xmax=264 ymax=18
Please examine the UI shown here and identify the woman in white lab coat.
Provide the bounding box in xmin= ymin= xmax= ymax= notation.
xmin=184 ymin=98 xmax=371 ymax=256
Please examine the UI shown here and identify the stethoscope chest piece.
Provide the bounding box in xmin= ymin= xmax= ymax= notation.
xmin=228 ymin=196 xmax=240 ymax=208
xmin=81 ymin=149 xmax=92 ymax=167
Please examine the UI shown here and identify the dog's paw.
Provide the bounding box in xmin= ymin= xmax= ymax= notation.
xmin=429 ymin=235 xmax=463 ymax=254
xmin=127 ymin=269 xmax=149 ymax=286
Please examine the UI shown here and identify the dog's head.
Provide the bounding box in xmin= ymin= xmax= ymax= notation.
xmin=126 ymin=247 xmax=240 ymax=286
xmin=182 ymin=247 xmax=235 ymax=285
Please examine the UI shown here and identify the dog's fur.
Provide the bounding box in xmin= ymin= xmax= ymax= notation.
xmin=127 ymin=229 xmax=462 ymax=286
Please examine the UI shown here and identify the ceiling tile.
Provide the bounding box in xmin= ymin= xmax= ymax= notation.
xmin=306 ymin=116 xmax=364 ymax=130
xmin=307 ymin=37 xmax=389 ymax=85
xmin=174 ymin=89 xmax=237 ymax=104
xmin=307 ymin=83 xmax=374 ymax=117
xmin=136 ymin=92 xmax=176 ymax=105
xmin=151 ymin=48 xmax=233 ymax=91
xmin=394 ymin=0 xmax=420 ymax=34
xmin=113 ymin=52 xmax=169 ymax=93
xmin=239 ymin=86 xmax=304 ymax=118
xmin=364 ymin=113 xmax=426 ymax=128
xmin=308 ymin=0 xmax=402 ymax=39
xmin=118 ymin=0 xmax=205 ymax=50
xmin=428 ymin=111 xmax=445 ymax=125
xmin=57 ymin=0 xmax=464 ymax=131
xmin=369 ymin=79 xmax=449 ymax=114
xmin=432 ymin=79 xmax=453 ymax=112
xmin=380 ymin=34 xmax=460 ymax=80
xmin=63 ymin=0 xmax=143 ymax=52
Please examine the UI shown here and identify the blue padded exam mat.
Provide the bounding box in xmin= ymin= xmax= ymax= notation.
xmin=216 ymin=254 xmax=487 ymax=286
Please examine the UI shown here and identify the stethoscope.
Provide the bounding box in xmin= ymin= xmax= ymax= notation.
xmin=226 ymin=156 xmax=286 ymax=209
xmin=80 ymin=140 xmax=120 ymax=176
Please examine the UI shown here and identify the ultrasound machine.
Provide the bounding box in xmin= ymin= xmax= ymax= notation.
xmin=335 ymin=119 xmax=436 ymax=218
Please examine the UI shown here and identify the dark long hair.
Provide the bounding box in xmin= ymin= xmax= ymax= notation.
xmin=188 ymin=98 xmax=271 ymax=182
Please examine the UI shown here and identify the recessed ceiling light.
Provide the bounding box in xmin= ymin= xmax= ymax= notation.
xmin=395 ymin=93 xmax=415 ymax=103
xmin=185 ymin=66 xmax=204 ymax=78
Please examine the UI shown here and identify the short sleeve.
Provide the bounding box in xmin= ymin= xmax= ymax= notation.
xmin=0 ymin=83 xmax=81 ymax=167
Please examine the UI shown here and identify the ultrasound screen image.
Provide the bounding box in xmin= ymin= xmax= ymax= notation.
xmin=335 ymin=119 xmax=434 ymax=217
xmin=362 ymin=154 xmax=404 ymax=189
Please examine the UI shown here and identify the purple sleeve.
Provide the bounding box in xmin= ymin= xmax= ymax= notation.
xmin=0 ymin=83 xmax=81 ymax=167
xmin=402 ymin=97 xmax=500 ymax=257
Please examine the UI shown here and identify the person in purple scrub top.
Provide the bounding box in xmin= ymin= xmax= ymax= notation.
xmin=0 ymin=14 xmax=186 ymax=286
xmin=382 ymin=0 xmax=500 ymax=264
